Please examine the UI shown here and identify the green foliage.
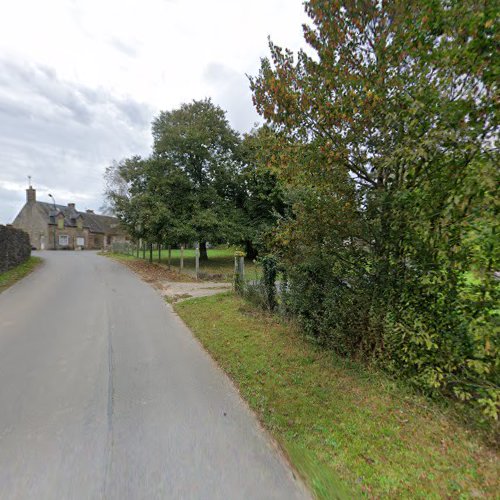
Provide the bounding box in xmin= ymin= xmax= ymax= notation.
xmin=251 ymin=0 xmax=499 ymax=419
xmin=105 ymin=99 xmax=251 ymax=253
xmin=237 ymin=254 xmax=279 ymax=311
xmin=152 ymin=98 xmax=243 ymax=248
xmin=105 ymin=103 xmax=286 ymax=263
xmin=236 ymin=126 xmax=287 ymax=257
xmin=105 ymin=155 xmax=196 ymax=246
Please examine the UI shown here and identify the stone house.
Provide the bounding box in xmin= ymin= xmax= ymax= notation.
xmin=12 ymin=186 xmax=129 ymax=250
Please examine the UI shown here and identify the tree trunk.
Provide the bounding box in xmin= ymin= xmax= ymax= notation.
xmin=245 ymin=240 xmax=258 ymax=260
xmin=199 ymin=241 xmax=209 ymax=261
xmin=149 ymin=243 xmax=153 ymax=263
xmin=158 ymin=243 xmax=161 ymax=262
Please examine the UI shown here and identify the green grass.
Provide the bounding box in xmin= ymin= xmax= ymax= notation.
xmin=174 ymin=293 xmax=499 ymax=499
xmin=116 ymin=246 xmax=260 ymax=281
xmin=0 ymin=257 xmax=42 ymax=294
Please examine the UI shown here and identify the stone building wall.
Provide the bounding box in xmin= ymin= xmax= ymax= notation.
xmin=12 ymin=202 xmax=49 ymax=250
xmin=0 ymin=225 xmax=31 ymax=273
xmin=12 ymin=186 xmax=129 ymax=251
xmin=48 ymin=226 xmax=93 ymax=250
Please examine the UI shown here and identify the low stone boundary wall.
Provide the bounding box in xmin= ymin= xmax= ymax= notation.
xmin=0 ymin=225 xmax=31 ymax=274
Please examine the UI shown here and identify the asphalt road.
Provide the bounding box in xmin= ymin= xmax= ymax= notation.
xmin=0 ymin=251 xmax=309 ymax=500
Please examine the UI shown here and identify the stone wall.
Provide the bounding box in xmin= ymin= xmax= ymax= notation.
xmin=0 ymin=225 xmax=32 ymax=273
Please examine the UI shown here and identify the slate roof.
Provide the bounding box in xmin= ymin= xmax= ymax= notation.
xmin=35 ymin=202 xmax=123 ymax=234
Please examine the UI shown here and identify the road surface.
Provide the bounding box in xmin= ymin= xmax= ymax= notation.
xmin=0 ymin=251 xmax=308 ymax=499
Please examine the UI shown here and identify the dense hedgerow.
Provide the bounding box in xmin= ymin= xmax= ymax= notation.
xmin=251 ymin=0 xmax=499 ymax=418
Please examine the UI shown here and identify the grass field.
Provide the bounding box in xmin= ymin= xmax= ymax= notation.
xmin=0 ymin=257 xmax=42 ymax=294
xmin=117 ymin=246 xmax=260 ymax=281
xmin=175 ymin=293 xmax=499 ymax=499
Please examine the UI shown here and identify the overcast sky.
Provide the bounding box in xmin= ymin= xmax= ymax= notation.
xmin=0 ymin=0 xmax=308 ymax=223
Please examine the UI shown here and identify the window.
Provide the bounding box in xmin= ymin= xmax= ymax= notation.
xmin=57 ymin=218 xmax=64 ymax=229
xmin=76 ymin=237 xmax=84 ymax=247
xmin=59 ymin=235 xmax=69 ymax=246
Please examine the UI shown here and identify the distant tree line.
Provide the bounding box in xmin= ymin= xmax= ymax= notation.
xmin=105 ymin=0 xmax=498 ymax=420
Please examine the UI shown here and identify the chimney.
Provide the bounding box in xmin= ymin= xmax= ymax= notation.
xmin=26 ymin=187 xmax=36 ymax=204
xmin=86 ymin=209 xmax=94 ymax=213
xmin=68 ymin=203 xmax=75 ymax=210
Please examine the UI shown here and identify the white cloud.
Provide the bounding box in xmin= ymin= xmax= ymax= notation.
xmin=0 ymin=59 xmax=153 ymax=221
xmin=0 ymin=0 xmax=308 ymax=223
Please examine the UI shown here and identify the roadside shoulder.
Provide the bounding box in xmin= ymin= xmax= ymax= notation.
xmin=0 ymin=256 xmax=43 ymax=295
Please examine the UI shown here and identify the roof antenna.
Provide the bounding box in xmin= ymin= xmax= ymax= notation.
xmin=28 ymin=175 xmax=32 ymax=188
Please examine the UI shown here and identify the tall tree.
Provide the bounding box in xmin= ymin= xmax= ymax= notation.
xmin=152 ymin=99 xmax=242 ymax=260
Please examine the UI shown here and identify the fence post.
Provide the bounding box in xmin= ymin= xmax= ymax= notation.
xmin=180 ymin=244 xmax=184 ymax=272
xmin=233 ymin=251 xmax=245 ymax=292
xmin=168 ymin=245 xmax=172 ymax=269
xmin=195 ymin=242 xmax=200 ymax=279
xmin=158 ymin=243 xmax=161 ymax=263
xmin=239 ymin=255 xmax=245 ymax=280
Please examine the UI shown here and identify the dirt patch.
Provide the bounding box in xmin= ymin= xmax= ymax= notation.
xmin=116 ymin=258 xmax=197 ymax=283
xmin=158 ymin=281 xmax=231 ymax=303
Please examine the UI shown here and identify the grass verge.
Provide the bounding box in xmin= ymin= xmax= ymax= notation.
xmin=174 ymin=293 xmax=499 ymax=499
xmin=0 ymin=256 xmax=42 ymax=294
